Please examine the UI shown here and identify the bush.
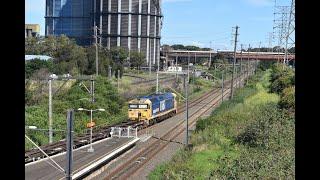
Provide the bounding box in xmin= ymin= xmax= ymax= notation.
xmin=25 ymin=59 xmax=54 ymax=78
xmin=279 ymin=86 xmax=295 ymax=110
xmin=258 ymin=60 xmax=276 ymax=71
xmin=212 ymin=104 xmax=295 ymax=179
xmin=270 ymin=64 xmax=294 ymax=94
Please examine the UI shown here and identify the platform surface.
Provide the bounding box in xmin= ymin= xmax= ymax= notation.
xmin=25 ymin=137 xmax=136 ymax=180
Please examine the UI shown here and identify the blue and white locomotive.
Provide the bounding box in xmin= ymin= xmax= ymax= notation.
xmin=128 ymin=93 xmax=177 ymax=125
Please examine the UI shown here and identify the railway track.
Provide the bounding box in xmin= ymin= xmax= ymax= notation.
xmin=25 ymin=71 xmax=249 ymax=164
xmin=129 ymin=76 xmax=176 ymax=86
xmin=105 ymin=79 xmax=235 ymax=179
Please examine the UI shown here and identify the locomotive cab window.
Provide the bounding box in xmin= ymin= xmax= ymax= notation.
xmin=129 ymin=104 xmax=138 ymax=109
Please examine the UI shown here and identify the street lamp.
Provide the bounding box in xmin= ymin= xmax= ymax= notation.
xmin=77 ymin=108 xmax=105 ymax=152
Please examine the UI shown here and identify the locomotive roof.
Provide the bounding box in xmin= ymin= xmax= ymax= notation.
xmin=139 ymin=92 xmax=173 ymax=100
xmin=129 ymin=93 xmax=175 ymax=104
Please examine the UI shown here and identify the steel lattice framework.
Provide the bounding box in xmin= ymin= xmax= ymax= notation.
xmin=273 ymin=0 xmax=295 ymax=63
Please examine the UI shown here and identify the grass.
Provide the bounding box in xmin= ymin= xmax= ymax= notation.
xmin=149 ymin=68 xmax=293 ymax=179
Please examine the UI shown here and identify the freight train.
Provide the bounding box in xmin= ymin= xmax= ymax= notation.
xmin=128 ymin=93 xmax=177 ymax=126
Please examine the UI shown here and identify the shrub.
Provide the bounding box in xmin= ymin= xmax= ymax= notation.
xmin=270 ymin=64 xmax=294 ymax=94
xmin=211 ymin=104 xmax=295 ymax=179
xmin=258 ymin=60 xmax=276 ymax=71
xmin=279 ymin=86 xmax=295 ymax=110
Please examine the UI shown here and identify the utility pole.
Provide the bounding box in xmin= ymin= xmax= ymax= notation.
xmin=186 ymin=52 xmax=190 ymax=147
xmin=117 ymin=69 xmax=120 ymax=92
xmin=208 ymin=41 xmax=212 ymax=68
xmin=247 ymin=44 xmax=250 ymax=85
xmin=193 ymin=53 xmax=196 ymax=86
xmin=239 ymin=44 xmax=243 ymax=88
xmin=48 ymin=78 xmax=53 ymax=144
xmin=156 ymin=50 xmax=160 ymax=94
xmin=240 ymin=44 xmax=243 ymax=74
xmin=175 ymin=56 xmax=178 ymax=81
xmin=90 ymin=75 xmax=95 ymax=103
xmin=66 ymin=109 xmax=74 ymax=180
xmin=268 ymin=32 xmax=273 ymax=52
xmin=156 ymin=71 xmax=159 ymax=93
xmin=94 ymin=26 xmax=99 ymax=76
xmin=235 ymin=65 xmax=238 ymax=89
xmin=149 ymin=39 xmax=152 ymax=76
xmin=230 ymin=25 xmax=239 ymax=99
xmin=221 ymin=68 xmax=224 ymax=102
xmin=256 ymin=41 xmax=261 ymax=74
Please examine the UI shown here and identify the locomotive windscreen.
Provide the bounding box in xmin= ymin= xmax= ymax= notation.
xmin=129 ymin=104 xmax=149 ymax=109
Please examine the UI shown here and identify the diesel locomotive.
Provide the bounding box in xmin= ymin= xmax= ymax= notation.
xmin=128 ymin=93 xmax=177 ymax=126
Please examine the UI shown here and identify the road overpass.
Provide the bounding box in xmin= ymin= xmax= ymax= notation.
xmin=160 ymin=49 xmax=295 ymax=67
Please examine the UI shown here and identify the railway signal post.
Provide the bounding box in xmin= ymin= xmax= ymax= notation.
xmin=78 ymin=108 xmax=105 ymax=152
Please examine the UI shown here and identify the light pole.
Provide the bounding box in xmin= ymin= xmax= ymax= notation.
xmin=77 ymin=108 xmax=105 ymax=152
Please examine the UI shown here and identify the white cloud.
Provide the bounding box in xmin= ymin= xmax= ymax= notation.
xmin=245 ymin=0 xmax=273 ymax=7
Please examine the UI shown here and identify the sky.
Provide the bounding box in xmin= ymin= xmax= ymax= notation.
xmin=25 ymin=0 xmax=291 ymax=50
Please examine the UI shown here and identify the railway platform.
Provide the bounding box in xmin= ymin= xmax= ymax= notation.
xmin=25 ymin=137 xmax=139 ymax=180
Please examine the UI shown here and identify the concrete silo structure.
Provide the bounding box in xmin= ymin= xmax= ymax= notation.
xmin=45 ymin=0 xmax=163 ymax=67
xmin=95 ymin=0 xmax=162 ymax=67
xmin=45 ymin=0 xmax=94 ymax=45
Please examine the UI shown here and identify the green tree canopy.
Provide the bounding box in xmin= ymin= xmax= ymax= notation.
xmin=129 ymin=51 xmax=145 ymax=70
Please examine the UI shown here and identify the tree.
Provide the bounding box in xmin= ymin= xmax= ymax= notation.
xmin=85 ymin=46 xmax=111 ymax=76
xmin=130 ymin=51 xmax=145 ymax=71
xmin=50 ymin=35 xmax=87 ymax=75
xmin=25 ymin=37 xmax=41 ymax=55
xmin=201 ymin=48 xmax=211 ymax=51
xmin=25 ymin=59 xmax=54 ymax=78
xmin=288 ymin=47 xmax=295 ymax=53
xmin=25 ymin=35 xmax=88 ymax=76
xmin=184 ymin=45 xmax=201 ymax=51
xmin=110 ymin=47 xmax=129 ymax=78
xmin=171 ymin=44 xmax=185 ymax=50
